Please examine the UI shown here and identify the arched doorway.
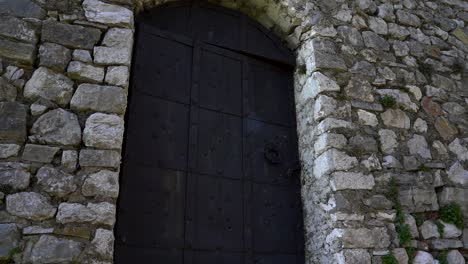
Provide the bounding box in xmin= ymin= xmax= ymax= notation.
xmin=115 ymin=2 xmax=304 ymax=263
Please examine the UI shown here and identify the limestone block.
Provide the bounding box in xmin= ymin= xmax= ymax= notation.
xmin=6 ymin=192 xmax=56 ymax=220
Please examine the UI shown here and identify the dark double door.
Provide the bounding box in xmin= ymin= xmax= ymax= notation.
xmin=115 ymin=2 xmax=304 ymax=263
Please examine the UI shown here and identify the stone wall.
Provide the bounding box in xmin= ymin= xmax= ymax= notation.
xmin=0 ymin=0 xmax=467 ymax=263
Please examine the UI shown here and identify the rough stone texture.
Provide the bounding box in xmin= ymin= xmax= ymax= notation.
xmin=379 ymin=129 xmax=397 ymax=154
xmin=24 ymin=67 xmax=74 ymax=107
xmin=0 ymin=223 xmax=20 ymax=259
xmin=0 ymin=162 xmax=30 ymax=190
xmin=82 ymin=170 xmax=119 ymax=198
xmin=420 ymin=220 xmax=440 ymax=239
xmin=408 ymin=134 xmax=432 ymax=159
xmin=6 ymin=192 xmax=56 ymax=220
xmin=94 ymin=28 xmax=134 ymax=65
xmin=67 ymin=61 xmax=105 ymax=83
xmin=0 ymin=144 xmax=20 ymax=158
xmin=313 ymin=149 xmax=358 ymax=178
xmin=342 ymin=227 xmax=390 ymax=248
xmin=0 ymin=37 xmax=35 ymax=65
xmin=70 ymin=84 xmax=127 ymax=114
xmin=79 ymin=149 xmax=121 ymax=168
xmin=30 ymin=235 xmax=82 ymax=263
xmin=0 ymin=77 xmax=17 ymax=102
xmin=83 ymin=0 xmax=134 ymax=27
xmin=38 ymin=43 xmax=71 ymax=72
xmin=331 ymin=172 xmax=375 ymax=190
xmin=446 ymin=250 xmax=464 ymax=264
xmin=62 ymin=150 xmax=78 ymax=172
xmin=91 ymin=228 xmax=114 ymax=258
xmin=381 ymin=108 xmax=410 ymax=129
xmin=36 ymin=166 xmax=77 ymax=197
xmin=30 ymin=108 xmax=82 ymax=146
xmin=399 ymin=188 xmax=439 ymax=213
xmin=41 ymin=20 xmax=101 ymax=49
xmin=447 ymin=162 xmax=468 ymax=186
xmin=413 ymin=251 xmax=434 ymax=264
xmin=83 ymin=113 xmax=124 ymax=149
xmin=22 ymin=144 xmax=60 ymax=163
xmin=0 ymin=102 xmax=27 ymax=143
xmin=336 ymin=249 xmax=371 ymax=264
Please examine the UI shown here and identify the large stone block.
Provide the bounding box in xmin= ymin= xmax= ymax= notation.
xmin=0 ymin=16 xmax=37 ymax=43
xmin=0 ymin=0 xmax=46 ymax=19
xmin=313 ymin=149 xmax=358 ymax=178
xmin=0 ymin=162 xmax=30 ymax=190
xmin=6 ymin=192 xmax=56 ymax=220
xmin=36 ymin=166 xmax=77 ymax=197
xmin=342 ymin=227 xmax=390 ymax=248
xmin=381 ymin=108 xmax=410 ymax=129
xmin=399 ymin=188 xmax=439 ymax=213
xmin=56 ymin=202 xmax=116 ymax=226
xmin=30 ymin=108 xmax=82 ymax=146
xmin=331 ymin=172 xmax=375 ymax=191
xmin=83 ymin=0 xmax=134 ymax=27
xmin=70 ymin=84 xmax=127 ymax=114
xmin=0 ymin=38 xmax=36 ymax=65
xmin=67 ymin=61 xmax=105 ymax=83
xmin=82 ymin=170 xmax=119 ymax=198
xmin=0 ymin=77 xmax=17 ymax=102
xmin=0 ymin=144 xmax=20 ymax=158
xmin=83 ymin=113 xmax=124 ymax=149
xmin=41 ymin=20 xmax=101 ymax=49
xmin=438 ymin=187 xmax=468 ymax=217
xmin=79 ymin=149 xmax=121 ymax=168
xmin=0 ymin=224 xmax=19 ymax=259
xmin=91 ymin=228 xmax=114 ymax=258
xmin=38 ymin=43 xmax=72 ymax=72
xmin=30 ymin=235 xmax=82 ymax=264
xmin=0 ymin=102 xmax=27 ymax=143
xmin=22 ymin=144 xmax=60 ymax=163
xmin=24 ymin=67 xmax=74 ymax=106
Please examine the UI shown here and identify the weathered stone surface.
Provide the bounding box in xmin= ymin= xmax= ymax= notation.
xmin=30 ymin=109 xmax=82 ymax=146
xmin=62 ymin=150 xmax=78 ymax=172
xmin=0 ymin=0 xmax=45 ymax=19
xmin=432 ymin=239 xmax=463 ymax=250
xmin=0 ymin=77 xmax=17 ymax=102
xmin=0 ymin=223 xmax=19 ymax=259
xmin=446 ymin=250 xmax=465 ymax=264
xmin=345 ymin=78 xmax=374 ymax=102
xmin=0 ymin=37 xmax=35 ymax=65
xmin=0 ymin=144 xmax=20 ymax=158
xmin=30 ymin=235 xmax=82 ymax=263
xmin=362 ymin=31 xmax=390 ymax=51
xmin=91 ymin=228 xmax=114 ymax=258
xmin=316 ymin=118 xmax=356 ymax=135
xmin=301 ymin=72 xmax=340 ymax=101
xmin=435 ymin=117 xmax=458 ymax=142
xmin=413 ymin=251 xmax=434 ymax=264
xmin=364 ymin=195 xmax=393 ymax=210
xmin=349 ymin=134 xmax=378 ymax=153
xmin=336 ymin=249 xmax=371 ymax=264
xmin=393 ymin=248 xmax=408 ymax=264
xmin=396 ymin=10 xmax=421 ymax=27
xmin=0 ymin=102 xmax=27 ymax=143
xmin=381 ymin=109 xmax=410 ymax=129
xmin=0 ymin=15 xmax=37 ymax=44
xmin=447 ymin=162 xmax=468 ymax=186
xmin=368 ymin=16 xmax=388 ymax=35
xmin=87 ymin=202 xmax=116 ymax=226
xmin=448 ymin=139 xmax=468 ymax=162
xmin=420 ymin=220 xmax=440 ymax=239
xmin=438 ymin=188 xmax=468 ymax=217
xmin=79 ymin=149 xmax=121 ymax=168
xmin=24 ymin=67 xmax=74 ymax=106
xmin=94 ymin=28 xmax=133 ymax=65
xmin=408 ymin=134 xmax=432 ymax=159
xmin=56 ymin=203 xmax=95 ymax=223
xmin=310 ymin=50 xmax=347 ymax=72
xmin=421 ymin=97 xmax=442 ymax=117
xmin=83 ymin=113 xmax=124 ymax=149
xmin=105 ymin=66 xmax=129 ymax=87
xmin=357 ymin=110 xmax=378 ymax=127
xmin=378 ymin=3 xmax=395 ymax=21
xmin=23 ymin=226 xmax=54 ymax=235
xmin=0 ymin=162 xmax=30 ymax=190
xmin=36 ymin=166 xmax=77 ymax=197
xmin=83 ymin=0 xmax=134 ymax=27
xmin=382 ymin=155 xmax=402 ymax=169
xmin=313 ymin=149 xmax=358 ymax=178
xmin=413 ymin=118 xmax=428 ymax=133
xmin=67 ymin=61 xmax=105 ymax=83
xmin=403 ymin=156 xmax=420 ymax=171
xmin=337 ymin=26 xmax=364 ymax=47
xmin=72 ymin=49 xmax=93 ymax=63
xmin=331 ymin=172 xmax=375 ymax=190
xmin=399 ymin=188 xmax=439 ymax=213
xmin=42 ymin=20 xmax=101 ymax=49
xmin=6 ymin=192 xmax=56 ymax=220
xmin=38 ymin=43 xmax=71 ymax=72
xmin=70 ymin=84 xmax=127 ymax=114
xmin=82 ymin=170 xmax=119 ymax=198
xmin=388 ymin=23 xmax=411 ymax=40
xmin=379 ymin=129 xmax=397 ymax=154
xmin=314 ymin=133 xmax=347 ymax=156
xmin=22 ymin=144 xmax=60 ymax=163
xmin=440 ymin=221 xmax=462 ymax=238
xmin=342 ymin=227 xmax=390 ymax=248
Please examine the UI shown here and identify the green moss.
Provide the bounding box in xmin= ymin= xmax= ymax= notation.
xmin=382 ymin=253 xmax=398 ymax=264
xmin=418 ymin=164 xmax=431 ymax=172
xmin=397 ymin=224 xmax=412 ymax=247
xmin=406 ymin=247 xmax=416 ymax=264
xmin=436 ymin=220 xmax=444 ymax=236
xmin=414 ymin=214 xmax=424 ymax=226
xmin=440 ymin=202 xmax=464 ymax=229
xmin=0 ymin=247 xmax=21 ymax=264
xmin=437 ymin=250 xmax=448 ymax=264
xmin=380 ymin=95 xmax=397 ymax=108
